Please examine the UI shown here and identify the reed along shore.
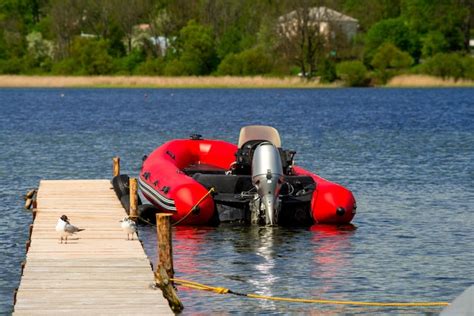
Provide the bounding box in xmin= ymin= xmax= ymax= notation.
xmin=0 ymin=74 xmax=472 ymax=88
xmin=0 ymin=75 xmax=337 ymax=88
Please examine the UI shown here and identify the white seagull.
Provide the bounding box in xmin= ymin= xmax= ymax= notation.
xmin=55 ymin=215 xmax=84 ymax=244
xmin=120 ymin=216 xmax=137 ymax=240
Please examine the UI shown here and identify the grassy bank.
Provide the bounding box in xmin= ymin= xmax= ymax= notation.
xmin=0 ymin=74 xmax=472 ymax=88
xmin=0 ymin=75 xmax=340 ymax=88
xmin=386 ymin=75 xmax=474 ymax=87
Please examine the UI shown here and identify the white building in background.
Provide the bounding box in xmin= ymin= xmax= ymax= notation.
xmin=278 ymin=6 xmax=359 ymax=40
xmin=470 ymin=39 xmax=474 ymax=55
xmin=132 ymin=24 xmax=170 ymax=55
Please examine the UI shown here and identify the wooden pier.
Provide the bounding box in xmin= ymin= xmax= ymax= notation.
xmin=14 ymin=179 xmax=172 ymax=315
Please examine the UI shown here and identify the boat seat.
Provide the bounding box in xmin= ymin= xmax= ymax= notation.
xmin=238 ymin=125 xmax=281 ymax=148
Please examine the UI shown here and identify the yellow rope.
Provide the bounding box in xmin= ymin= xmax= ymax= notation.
xmin=171 ymin=278 xmax=449 ymax=307
xmin=246 ymin=294 xmax=448 ymax=307
xmin=138 ymin=216 xmax=156 ymax=227
xmin=172 ymin=188 xmax=215 ymax=226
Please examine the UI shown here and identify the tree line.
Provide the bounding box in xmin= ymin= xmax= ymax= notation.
xmin=0 ymin=0 xmax=473 ymax=85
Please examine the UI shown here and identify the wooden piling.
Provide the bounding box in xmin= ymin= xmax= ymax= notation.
xmin=24 ymin=199 xmax=32 ymax=209
xmin=129 ymin=177 xmax=138 ymax=220
xmin=154 ymin=213 xmax=183 ymax=313
xmin=112 ymin=156 xmax=120 ymax=177
xmin=20 ymin=260 xmax=26 ymax=276
xmin=156 ymin=213 xmax=173 ymax=277
xmin=25 ymin=189 xmax=36 ymax=199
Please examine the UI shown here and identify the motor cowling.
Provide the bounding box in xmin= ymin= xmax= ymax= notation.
xmin=251 ymin=142 xmax=284 ymax=226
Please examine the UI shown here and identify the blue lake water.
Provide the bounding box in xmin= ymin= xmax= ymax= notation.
xmin=0 ymin=88 xmax=473 ymax=315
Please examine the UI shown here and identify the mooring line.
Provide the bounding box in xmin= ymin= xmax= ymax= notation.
xmin=170 ymin=278 xmax=449 ymax=307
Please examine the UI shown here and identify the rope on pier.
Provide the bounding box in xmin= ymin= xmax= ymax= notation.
xmin=137 ymin=187 xmax=215 ymax=226
xmin=173 ymin=187 xmax=215 ymax=226
xmin=170 ymin=278 xmax=450 ymax=307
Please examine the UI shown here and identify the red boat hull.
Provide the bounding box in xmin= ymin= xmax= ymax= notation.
xmin=139 ymin=139 xmax=356 ymax=225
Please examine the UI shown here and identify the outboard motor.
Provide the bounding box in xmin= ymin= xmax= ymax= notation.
xmin=251 ymin=142 xmax=284 ymax=226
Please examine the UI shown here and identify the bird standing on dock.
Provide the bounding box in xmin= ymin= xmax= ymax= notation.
xmin=55 ymin=215 xmax=84 ymax=244
xmin=120 ymin=216 xmax=137 ymax=240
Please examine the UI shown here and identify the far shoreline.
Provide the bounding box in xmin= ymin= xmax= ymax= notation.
xmin=0 ymin=74 xmax=472 ymax=88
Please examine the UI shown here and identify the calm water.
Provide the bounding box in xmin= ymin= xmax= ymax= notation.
xmin=0 ymin=88 xmax=472 ymax=315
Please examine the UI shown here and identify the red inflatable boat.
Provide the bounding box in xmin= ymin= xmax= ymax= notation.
xmin=139 ymin=126 xmax=356 ymax=226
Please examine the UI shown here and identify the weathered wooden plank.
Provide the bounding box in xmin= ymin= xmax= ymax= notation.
xmin=16 ymin=288 xmax=161 ymax=296
xmin=24 ymin=266 xmax=152 ymax=273
xmin=14 ymin=301 xmax=169 ymax=309
xmin=22 ymin=258 xmax=151 ymax=266
xmin=17 ymin=279 xmax=153 ymax=289
xmin=14 ymin=309 xmax=162 ymax=315
xmin=15 ymin=299 xmax=168 ymax=308
xmin=14 ymin=307 xmax=169 ymax=314
xmin=21 ymin=272 xmax=153 ymax=281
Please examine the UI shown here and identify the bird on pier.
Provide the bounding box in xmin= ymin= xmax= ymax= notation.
xmin=56 ymin=215 xmax=84 ymax=244
xmin=120 ymin=216 xmax=137 ymax=240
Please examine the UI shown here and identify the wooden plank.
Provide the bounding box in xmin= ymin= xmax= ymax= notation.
xmin=14 ymin=309 xmax=163 ymax=315
xmin=14 ymin=179 xmax=171 ymax=315
xmin=21 ymin=258 xmax=151 ymax=267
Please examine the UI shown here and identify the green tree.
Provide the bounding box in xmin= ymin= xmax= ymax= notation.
xmin=344 ymin=0 xmax=401 ymax=31
xmin=421 ymin=53 xmax=466 ymax=81
xmin=317 ymin=57 xmax=337 ymax=83
xmin=79 ymin=0 xmax=115 ymax=38
xmin=401 ymin=0 xmax=470 ymax=52
xmin=364 ymin=17 xmax=420 ymax=64
xmin=167 ymin=20 xmax=217 ymax=75
xmin=135 ymin=57 xmax=165 ymax=75
xmin=216 ymin=53 xmax=239 ymax=75
xmin=371 ymin=42 xmax=413 ymax=69
xmin=0 ymin=32 xmax=7 ymax=59
xmin=371 ymin=42 xmax=413 ymax=83
xmin=70 ymin=38 xmax=114 ymax=75
xmin=49 ymin=0 xmax=82 ymax=59
xmin=462 ymin=56 xmax=474 ymax=80
xmin=114 ymin=48 xmax=146 ymax=74
xmin=25 ymin=31 xmax=53 ymax=71
xmin=336 ymin=60 xmax=368 ymax=86
xmin=216 ymin=26 xmax=242 ymax=60
xmin=0 ymin=0 xmax=35 ymax=59
xmin=277 ymin=2 xmax=329 ymax=79
xmin=0 ymin=57 xmax=25 ymax=74
xmin=421 ymin=31 xmax=448 ymax=58
xmin=217 ymin=47 xmax=272 ymax=75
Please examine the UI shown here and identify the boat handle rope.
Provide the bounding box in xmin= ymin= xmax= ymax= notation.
xmin=136 ymin=187 xmax=216 ymax=227
xmin=172 ymin=187 xmax=215 ymax=226
xmin=169 ymin=278 xmax=449 ymax=307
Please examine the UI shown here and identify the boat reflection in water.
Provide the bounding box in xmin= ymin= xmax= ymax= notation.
xmin=144 ymin=223 xmax=356 ymax=312
xmin=247 ymin=227 xmax=278 ymax=310
xmin=172 ymin=226 xmax=212 ymax=278
xmin=309 ymin=224 xmax=357 ymax=300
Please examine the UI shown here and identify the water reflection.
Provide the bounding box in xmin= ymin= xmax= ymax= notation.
xmin=247 ymin=227 xmax=278 ymax=310
xmin=172 ymin=226 xmax=211 ymax=276
xmin=309 ymin=225 xmax=356 ymax=299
